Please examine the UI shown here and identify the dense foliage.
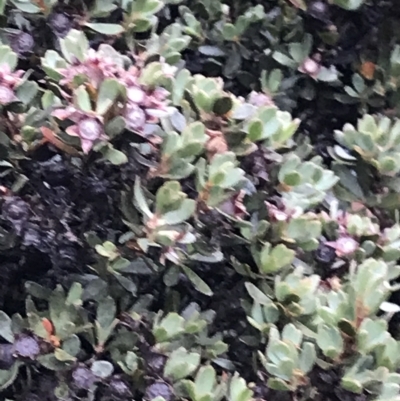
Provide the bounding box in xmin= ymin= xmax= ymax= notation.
xmin=1 ymin=0 xmax=400 ymax=401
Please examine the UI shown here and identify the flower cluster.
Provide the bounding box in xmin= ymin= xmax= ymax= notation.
xmin=0 ymin=64 xmax=24 ymax=105
xmin=120 ymin=66 xmax=171 ymax=132
xmin=321 ymin=209 xmax=379 ymax=257
xmin=52 ymin=40 xmax=171 ymax=153
xmin=58 ymin=48 xmax=124 ymax=89
xmin=52 ymin=106 xmax=107 ymax=154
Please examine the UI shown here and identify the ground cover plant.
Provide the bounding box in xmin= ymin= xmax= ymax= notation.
xmin=1 ymin=0 xmax=400 ymax=400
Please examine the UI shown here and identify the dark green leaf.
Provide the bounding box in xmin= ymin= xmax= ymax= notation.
xmin=213 ymin=96 xmax=233 ymax=116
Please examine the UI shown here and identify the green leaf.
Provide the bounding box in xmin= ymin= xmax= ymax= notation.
xmin=96 ymin=79 xmax=121 ymax=115
xmin=213 ymin=96 xmax=233 ymax=116
xmin=124 ymin=351 xmax=139 ymax=373
xmin=164 ymin=347 xmax=201 ymax=381
xmin=60 ymin=30 xmax=89 ymax=64
xmin=0 ymin=312 xmax=14 ymax=343
xmin=85 ymin=23 xmax=125 ymax=35
xmin=163 ymin=265 xmax=180 ymax=287
xmin=299 ymin=342 xmax=316 ymax=373
xmin=9 ymin=0 xmax=40 ymax=13
xmin=273 ymin=52 xmax=297 ymax=69
xmin=0 ymin=362 xmax=20 ymax=390
xmin=38 ymin=354 xmax=72 ymax=371
xmin=62 ymin=335 xmax=81 ymax=357
xmin=103 ymin=146 xmax=128 ymax=165
xmin=198 ymin=46 xmax=225 ymax=57
xmin=66 ymin=283 xmax=83 ymax=306
xmin=16 ymin=81 xmax=38 ymax=105
xmin=92 ymin=0 xmax=118 ymax=16
xmin=131 ymin=0 xmax=163 ymax=15
xmin=74 ymin=86 xmax=92 ymax=113
xmin=232 ymin=103 xmax=256 ymax=120
xmin=341 ymin=377 xmax=363 ymax=393
xmin=105 ymin=116 xmax=126 ymax=138
xmin=91 ymin=360 xmax=114 ymax=378
xmin=229 ymin=373 xmax=253 ymax=401
xmin=282 ymin=172 xmax=301 ymax=186
xmin=181 ymin=265 xmax=213 ymax=296
xmin=114 ymin=275 xmax=138 ymax=295
xmin=195 ymin=365 xmax=216 ymax=395
xmin=244 ymin=283 xmax=272 ymax=306
xmin=96 ymin=241 xmax=118 ymax=259
xmin=97 ymin=296 xmax=116 ymax=332
xmin=0 ymin=0 xmax=6 ymax=15
xmin=267 ymin=69 xmax=283 ymax=93
xmin=54 ymin=348 xmax=76 ymax=362
xmin=333 ymin=0 xmax=364 ymax=10
xmin=132 ymin=18 xmax=152 ymax=32
xmin=110 ymin=257 xmax=131 ymax=272
xmin=162 ymin=199 xmax=196 ymax=225
xmin=194 ymin=90 xmax=213 ymax=113
xmin=317 ymin=325 xmax=343 ymax=359
xmin=134 ymin=177 xmax=153 ymax=219
xmin=25 ymin=282 xmax=52 ymax=300
xmin=260 ymin=244 xmax=295 ymax=274
xmin=173 ymin=68 xmax=191 ymax=105
xmin=267 ymin=377 xmax=291 ymax=391
xmin=153 ymin=312 xmax=185 ymax=342
xmin=222 ymin=23 xmax=237 ymax=41
xmin=248 ymin=119 xmax=264 ymax=141
xmin=289 ymin=42 xmax=306 ymax=64
xmin=286 ymin=218 xmax=321 ymax=241
xmin=282 ymin=323 xmax=302 ymax=345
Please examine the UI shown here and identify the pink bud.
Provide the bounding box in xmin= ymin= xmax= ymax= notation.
xmin=298 ymin=58 xmax=321 ymax=78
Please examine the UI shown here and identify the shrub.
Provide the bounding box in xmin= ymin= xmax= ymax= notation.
xmin=0 ymin=1 xmax=400 ymax=401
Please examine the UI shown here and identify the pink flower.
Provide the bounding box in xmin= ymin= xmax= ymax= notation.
xmin=59 ymin=49 xmax=123 ymax=89
xmin=0 ymin=64 xmax=24 ymax=105
xmin=52 ymin=106 xmax=107 ymax=153
xmin=125 ymin=103 xmax=146 ymax=131
xmin=219 ymin=190 xmax=248 ymax=220
xmin=55 ymin=48 xmax=172 ymax=137
xmin=265 ymin=201 xmax=303 ymax=222
xmin=325 ymin=236 xmax=359 ymax=257
xmin=298 ymin=57 xmax=321 ymax=79
xmin=120 ymin=66 xmax=140 ymax=86
xmin=248 ymin=91 xmax=274 ymax=107
xmin=127 ymin=87 xmax=146 ymax=104
xmin=122 ymin=77 xmax=170 ymax=132
xmin=0 ymin=85 xmax=16 ymax=104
